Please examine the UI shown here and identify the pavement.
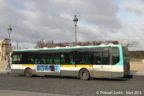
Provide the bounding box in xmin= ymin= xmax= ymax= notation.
xmin=0 ymin=69 xmax=11 ymax=74
xmin=0 ymin=90 xmax=70 ymax=96
xmin=130 ymin=72 xmax=144 ymax=76
xmin=0 ymin=74 xmax=143 ymax=96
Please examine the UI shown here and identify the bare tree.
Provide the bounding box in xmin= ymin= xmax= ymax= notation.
xmin=35 ymin=40 xmax=45 ymax=48
xmin=127 ymin=41 xmax=138 ymax=47
xmin=46 ymin=40 xmax=55 ymax=48
xmin=121 ymin=40 xmax=138 ymax=48
xmin=35 ymin=40 xmax=119 ymax=48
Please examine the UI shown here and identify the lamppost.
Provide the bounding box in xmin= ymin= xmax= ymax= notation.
xmin=7 ymin=25 xmax=12 ymax=70
xmin=73 ymin=15 xmax=78 ymax=46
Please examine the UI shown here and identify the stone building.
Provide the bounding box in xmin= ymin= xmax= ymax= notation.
xmin=0 ymin=38 xmax=10 ymax=69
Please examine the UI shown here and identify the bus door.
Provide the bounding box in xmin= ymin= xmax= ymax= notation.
xmin=92 ymin=47 xmax=112 ymax=78
xmin=111 ymin=47 xmax=124 ymax=78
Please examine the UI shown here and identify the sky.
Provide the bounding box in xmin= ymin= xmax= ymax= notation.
xmin=0 ymin=0 xmax=144 ymax=50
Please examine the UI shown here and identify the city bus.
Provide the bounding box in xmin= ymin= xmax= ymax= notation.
xmin=11 ymin=44 xmax=130 ymax=80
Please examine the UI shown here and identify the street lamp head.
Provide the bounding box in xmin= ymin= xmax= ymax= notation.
xmin=8 ymin=25 xmax=12 ymax=32
xmin=73 ymin=15 xmax=78 ymax=45
xmin=73 ymin=15 xmax=78 ymax=25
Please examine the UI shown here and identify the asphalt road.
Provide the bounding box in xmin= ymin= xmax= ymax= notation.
xmin=0 ymin=74 xmax=143 ymax=96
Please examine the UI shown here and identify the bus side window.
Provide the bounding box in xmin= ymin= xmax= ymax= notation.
xmin=60 ymin=53 xmax=74 ymax=64
xmin=49 ymin=55 xmax=53 ymax=64
xmin=52 ymin=59 xmax=55 ymax=64
xmin=65 ymin=57 xmax=70 ymax=64
xmin=29 ymin=56 xmax=34 ymax=64
xmin=93 ymin=53 xmax=102 ymax=64
xmin=93 ymin=48 xmax=109 ymax=65
xmin=112 ymin=47 xmax=120 ymax=64
xmin=12 ymin=54 xmax=22 ymax=64
xmin=45 ymin=54 xmax=50 ymax=64
xmin=53 ymin=53 xmax=60 ymax=64
xmin=68 ymin=52 xmax=74 ymax=64
xmin=101 ymin=50 xmax=109 ymax=64
xmin=41 ymin=55 xmax=46 ymax=64
xmin=35 ymin=53 xmax=40 ymax=64
xmin=96 ymin=56 xmax=101 ymax=64
xmin=60 ymin=53 xmax=66 ymax=64
xmin=80 ymin=56 xmax=86 ymax=64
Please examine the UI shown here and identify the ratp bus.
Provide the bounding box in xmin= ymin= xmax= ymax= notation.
xmin=11 ymin=44 xmax=130 ymax=80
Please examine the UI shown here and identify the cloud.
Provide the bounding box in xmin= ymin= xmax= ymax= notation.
xmin=1 ymin=0 xmax=143 ymax=50
xmin=123 ymin=1 xmax=144 ymax=15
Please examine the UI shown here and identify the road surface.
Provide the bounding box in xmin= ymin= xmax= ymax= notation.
xmin=0 ymin=74 xmax=143 ymax=96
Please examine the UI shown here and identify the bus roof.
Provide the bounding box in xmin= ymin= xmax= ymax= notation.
xmin=13 ymin=45 xmax=122 ymax=52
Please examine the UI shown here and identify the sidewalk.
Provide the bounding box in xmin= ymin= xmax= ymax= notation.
xmin=0 ymin=69 xmax=11 ymax=74
xmin=130 ymin=72 xmax=144 ymax=76
xmin=0 ymin=90 xmax=70 ymax=96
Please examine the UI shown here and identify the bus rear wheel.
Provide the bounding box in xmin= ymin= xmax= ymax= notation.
xmin=79 ymin=69 xmax=90 ymax=80
xmin=24 ymin=68 xmax=32 ymax=78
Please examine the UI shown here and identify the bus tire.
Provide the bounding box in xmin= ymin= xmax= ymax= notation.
xmin=24 ymin=68 xmax=32 ymax=78
xmin=79 ymin=69 xmax=90 ymax=80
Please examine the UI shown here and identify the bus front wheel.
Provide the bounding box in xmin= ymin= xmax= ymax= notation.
xmin=24 ymin=68 xmax=32 ymax=78
xmin=79 ymin=69 xmax=90 ymax=80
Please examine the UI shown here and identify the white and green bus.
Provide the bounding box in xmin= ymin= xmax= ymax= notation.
xmin=11 ymin=44 xmax=130 ymax=80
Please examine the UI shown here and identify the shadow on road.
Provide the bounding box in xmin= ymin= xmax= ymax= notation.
xmin=12 ymin=74 xmax=133 ymax=81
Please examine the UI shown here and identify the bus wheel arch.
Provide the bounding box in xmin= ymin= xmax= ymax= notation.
xmin=79 ymin=68 xmax=90 ymax=80
xmin=24 ymin=67 xmax=32 ymax=78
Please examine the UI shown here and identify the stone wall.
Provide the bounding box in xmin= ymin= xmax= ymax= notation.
xmin=0 ymin=61 xmax=7 ymax=70
xmin=130 ymin=59 xmax=144 ymax=72
xmin=0 ymin=38 xmax=10 ymax=70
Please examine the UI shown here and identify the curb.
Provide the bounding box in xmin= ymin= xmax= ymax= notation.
xmin=130 ymin=72 xmax=144 ymax=76
xmin=0 ymin=90 xmax=70 ymax=96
